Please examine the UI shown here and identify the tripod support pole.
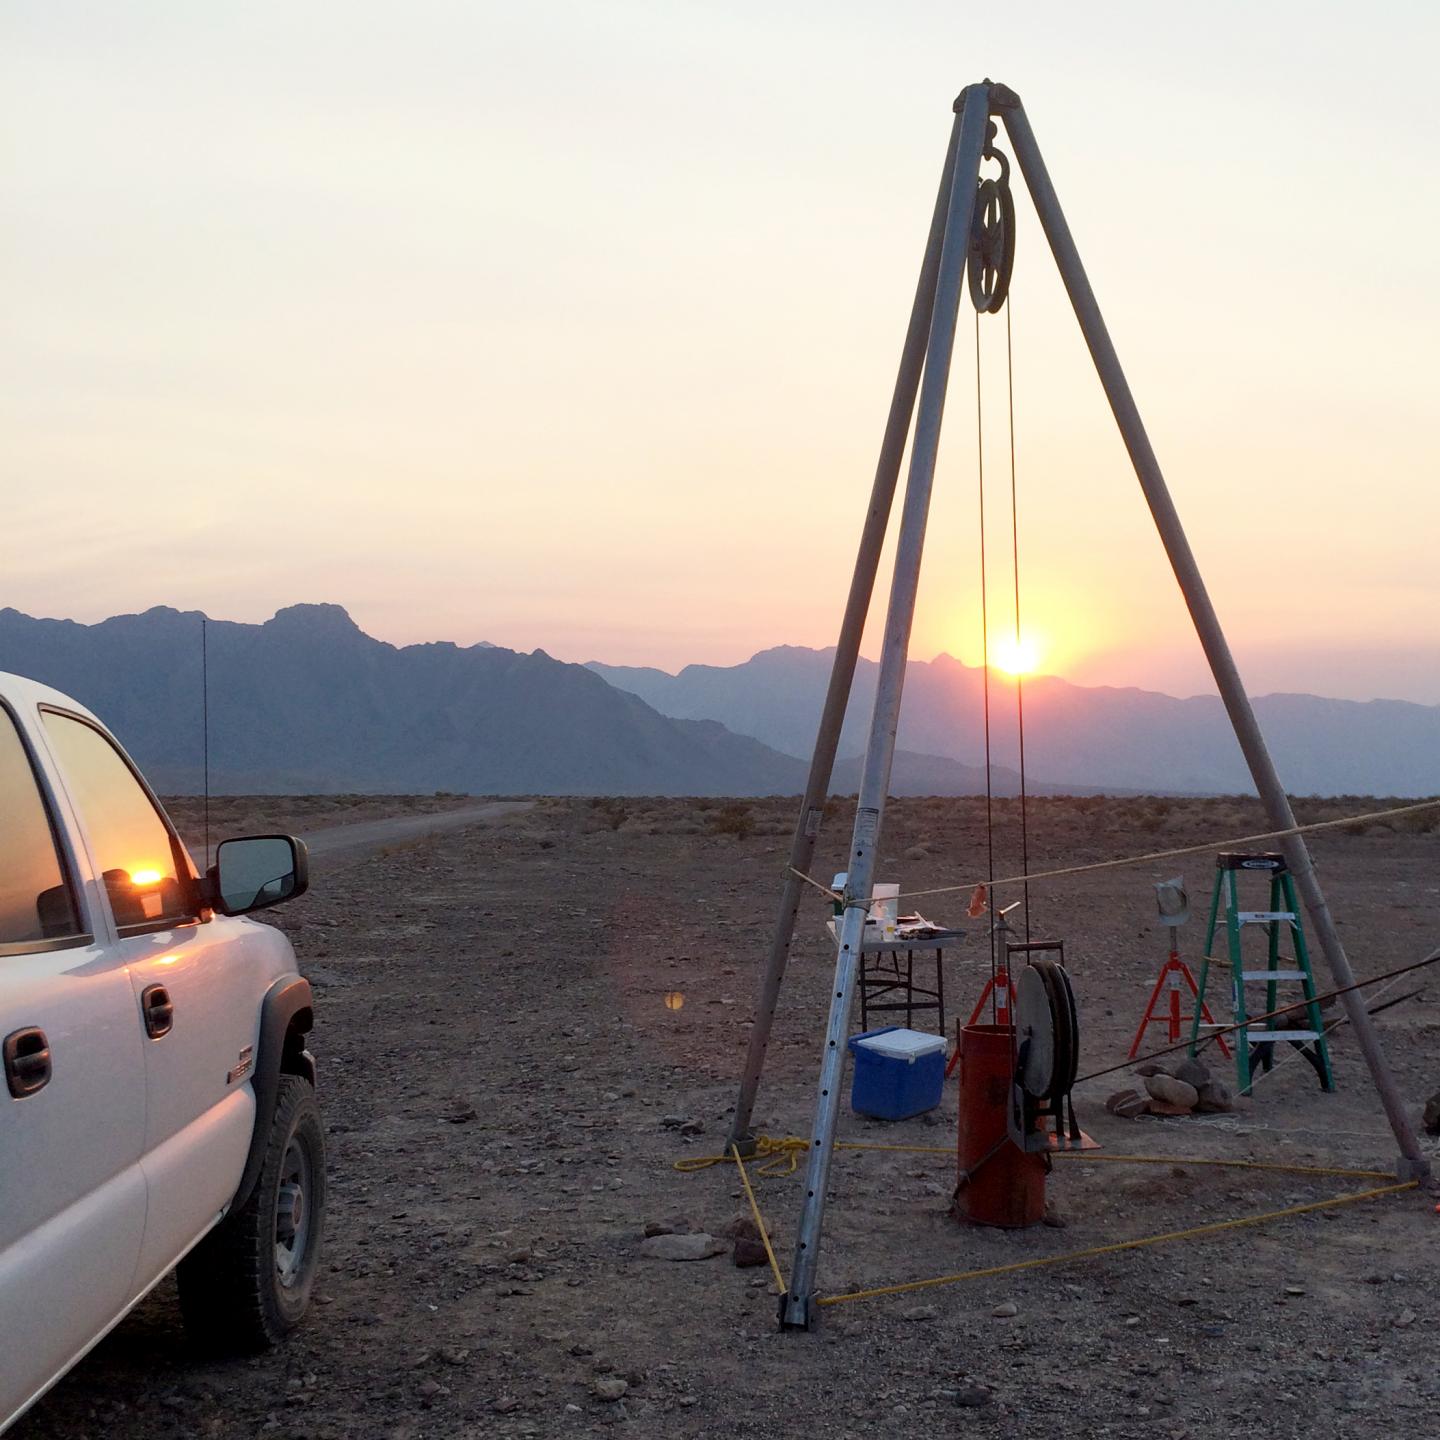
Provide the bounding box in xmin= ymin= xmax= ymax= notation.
xmin=781 ymin=83 xmax=994 ymax=1328
xmin=995 ymin=86 xmax=1428 ymax=1180
xmin=726 ymin=104 xmax=968 ymax=1154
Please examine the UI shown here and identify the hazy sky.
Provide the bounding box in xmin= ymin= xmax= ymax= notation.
xmin=4 ymin=2 xmax=1438 ymax=702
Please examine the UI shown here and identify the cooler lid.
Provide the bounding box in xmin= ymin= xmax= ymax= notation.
xmin=851 ymin=1027 xmax=946 ymax=1062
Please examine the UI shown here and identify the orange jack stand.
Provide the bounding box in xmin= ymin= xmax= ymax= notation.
xmin=947 ymin=970 xmax=1017 ymax=1077
xmin=969 ymin=970 xmax=1016 ymax=1028
xmin=1128 ymin=952 xmax=1230 ymax=1059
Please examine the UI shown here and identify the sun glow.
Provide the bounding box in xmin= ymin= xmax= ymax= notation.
xmin=129 ymin=867 xmax=164 ymax=886
xmin=992 ymin=634 xmax=1041 ymax=677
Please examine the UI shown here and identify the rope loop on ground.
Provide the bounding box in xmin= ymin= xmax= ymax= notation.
xmin=673 ymin=1133 xmax=809 ymax=1177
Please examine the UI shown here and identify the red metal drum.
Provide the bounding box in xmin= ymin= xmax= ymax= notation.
xmin=954 ymin=1023 xmax=1046 ymax=1228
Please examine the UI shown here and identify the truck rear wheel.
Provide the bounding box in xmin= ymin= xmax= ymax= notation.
xmin=178 ymin=1075 xmax=326 ymax=1351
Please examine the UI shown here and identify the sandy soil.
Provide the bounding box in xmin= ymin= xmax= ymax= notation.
xmin=160 ymin=794 xmax=488 ymax=851
xmin=17 ymin=794 xmax=1440 ymax=1440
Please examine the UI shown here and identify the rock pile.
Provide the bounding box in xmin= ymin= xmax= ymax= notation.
xmin=1423 ymin=1090 xmax=1440 ymax=1137
xmin=1105 ymin=1054 xmax=1235 ymax=1119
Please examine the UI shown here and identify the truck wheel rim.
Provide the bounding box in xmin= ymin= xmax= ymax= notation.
xmin=275 ymin=1136 xmax=313 ymax=1288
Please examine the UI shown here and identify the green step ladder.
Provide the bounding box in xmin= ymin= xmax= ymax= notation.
xmin=1188 ymin=852 xmax=1334 ymax=1095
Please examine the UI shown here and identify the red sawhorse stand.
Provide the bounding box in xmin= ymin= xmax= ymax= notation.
xmin=946 ymin=970 xmax=1017 ymax=1078
xmin=1128 ymin=953 xmax=1230 ymax=1060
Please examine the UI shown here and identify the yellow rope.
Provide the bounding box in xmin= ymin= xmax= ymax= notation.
xmin=674 ymin=1139 xmax=1415 ymax=1313
xmin=730 ymin=1144 xmax=787 ymax=1294
xmin=815 ymin=1180 xmax=1419 ymax=1307
xmin=1051 ymin=1151 xmax=1394 ymax=1180
xmin=674 ymin=1134 xmax=810 ymax=1176
xmin=675 ymin=1134 xmax=1394 ymax=1181
xmin=833 ymin=1141 xmax=957 ymax=1156
xmin=791 ymin=795 xmax=1440 ymax=908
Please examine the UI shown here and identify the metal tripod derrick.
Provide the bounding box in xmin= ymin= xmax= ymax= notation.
xmin=722 ymin=79 xmax=1431 ymax=1332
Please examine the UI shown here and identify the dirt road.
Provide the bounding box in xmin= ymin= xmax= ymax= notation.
xmin=300 ymin=801 xmax=535 ymax=867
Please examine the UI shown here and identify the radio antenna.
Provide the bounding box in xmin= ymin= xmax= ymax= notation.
xmin=201 ymin=614 xmax=211 ymax=869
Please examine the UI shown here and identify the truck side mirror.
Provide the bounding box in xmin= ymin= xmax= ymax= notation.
xmin=208 ymin=835 xmax=310 ymax=916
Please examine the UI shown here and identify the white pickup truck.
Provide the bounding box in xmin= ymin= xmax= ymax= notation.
xmin=0 ymin=671 xmax=325 ymax=1431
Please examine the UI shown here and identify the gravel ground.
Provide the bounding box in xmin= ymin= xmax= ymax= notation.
xmin=159 ymin=793 xmax=488 ymax=846
xmin=16 ymin=794 xmax=1440 ymax=1440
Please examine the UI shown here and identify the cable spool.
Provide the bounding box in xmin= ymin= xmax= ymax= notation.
xmin=1008 ymin=947 xmax=1093 ymax=1154
xmin=1015 ymin=958 xmax=1077 ymax=1101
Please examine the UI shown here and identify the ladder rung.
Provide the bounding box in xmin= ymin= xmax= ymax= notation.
xmin=1240 ymin=970 xmax=1306 ymax=981
xmin=1235 ymin=911 xmax=1296 ymax=924
xmin=1243 ymin=1029 xmax=1320 ymax=1041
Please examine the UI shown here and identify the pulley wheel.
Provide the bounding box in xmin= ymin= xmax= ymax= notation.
xmin=968 ymin=166 xmax=1015 ymax=314
xmin=1014 ymin=965 xmax=1054 ymax=1098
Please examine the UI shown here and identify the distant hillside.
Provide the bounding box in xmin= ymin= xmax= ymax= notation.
xmin=590 ymin=647 xmax=1440 ymax=797
xmin=0 ymin=605 xmax=807 ymax=796
xmin=9 ymin=606 xmax=1431 ymax=797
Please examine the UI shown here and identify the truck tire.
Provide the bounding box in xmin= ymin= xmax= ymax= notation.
xmin=178 ymin=1075 xmax=326 ymax=1351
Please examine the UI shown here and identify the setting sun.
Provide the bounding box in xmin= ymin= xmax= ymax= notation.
xmin=992 ymin=635 xmax=1040 ymax=676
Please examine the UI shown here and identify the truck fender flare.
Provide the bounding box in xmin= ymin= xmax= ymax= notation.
xmin=231 ymin=974 xmax=315 ymax=1214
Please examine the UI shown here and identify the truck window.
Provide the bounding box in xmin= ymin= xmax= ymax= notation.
xmin=42 ymin=711 xmax=198 ymax=933
xmin=0 ymin=707 xmax=83 ymax=947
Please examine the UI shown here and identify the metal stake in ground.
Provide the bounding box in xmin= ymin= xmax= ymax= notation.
xmin=781 ymin=82 xmax=993 ymax=1330
xmin=726 ymin=110 xmax=966 ymax=1158
xmin=994 ymin=86 xmax=1429 ymax=1181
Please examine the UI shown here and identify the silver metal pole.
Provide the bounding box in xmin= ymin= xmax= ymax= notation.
xmin=782 ymin=83 xmax=995 ymax=1328
xmin=726 ymin=113 xmax=967 ymax=1155
xmin=996 ymin=87 xmax=1430 ymax=1180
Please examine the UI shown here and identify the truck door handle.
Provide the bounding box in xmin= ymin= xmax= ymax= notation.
xmin=141 ymin=984 xmax=174 ymax=1039
xmin=4 ymin=1027 xmax=52 ymax=1098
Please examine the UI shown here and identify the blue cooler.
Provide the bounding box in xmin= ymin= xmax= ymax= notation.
xmin=848 ymin=1026 xmax=946 ymax=1120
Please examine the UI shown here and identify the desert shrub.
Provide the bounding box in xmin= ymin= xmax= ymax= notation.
xmin=709 ymin=802 xmax=755 ymax=840
xmin=586 ymin=797 xmax=630 ymax=830
xmin=1389 ymin=799 xmax=1440 ymax=834
xmin=1133 ymin=799 xmax=1169 ymax=833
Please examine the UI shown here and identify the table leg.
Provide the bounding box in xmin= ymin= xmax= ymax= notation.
xmin=935 ymin=946 xmax=945 ymax=1035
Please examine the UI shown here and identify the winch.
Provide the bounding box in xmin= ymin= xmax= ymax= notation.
xmin=1006 ymin=942 xmax=1091 ymax=1154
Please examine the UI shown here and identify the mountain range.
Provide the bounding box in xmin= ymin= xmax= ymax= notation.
xmin=588 ymin=647 xmax=1440 ymax=797
xmin=1 ymin=604 xmax=1434 ymax=796
xmin=0 ymin=605 xmax=802 ymax=795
